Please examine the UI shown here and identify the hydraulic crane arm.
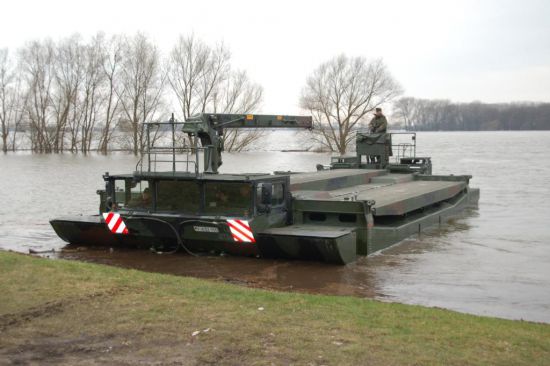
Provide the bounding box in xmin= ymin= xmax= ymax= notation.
xmin=182 ymin=113 xmax=313 ymax=135
xmin=182 ymin=113 xmax=313 ymax=173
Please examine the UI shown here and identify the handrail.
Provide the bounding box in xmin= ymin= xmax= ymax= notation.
xmin=355 ymin=130 xmax=418 ymax=164
xmin=390 ymin=133 xmax=416 ymax=163
xmin=137 ymin=146 xmax=205 ymax=175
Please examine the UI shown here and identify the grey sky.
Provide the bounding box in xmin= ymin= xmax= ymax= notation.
xmin=1 ymin=0 xmax=548 ymax=113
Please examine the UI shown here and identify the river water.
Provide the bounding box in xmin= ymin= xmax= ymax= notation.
xmin=1 ymin=131 xmax=549 ymax=323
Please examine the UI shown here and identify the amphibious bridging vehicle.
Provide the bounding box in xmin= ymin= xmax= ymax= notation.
xmin=50 ymin=113 xmax=479 ymax=264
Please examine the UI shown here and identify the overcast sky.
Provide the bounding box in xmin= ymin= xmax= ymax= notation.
xmin=0 ymin=0 xmax=548 ymax=113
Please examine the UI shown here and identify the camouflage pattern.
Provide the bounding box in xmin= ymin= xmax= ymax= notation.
xmin=50 ymin=114 xmax=479 ymax=265
xmin=286 ymin=169 xmax=477 ymax=258
xmin=368 ymin=114 xmax=388 ymax=133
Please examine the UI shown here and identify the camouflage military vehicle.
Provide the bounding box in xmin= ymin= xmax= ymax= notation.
xmin=50 ymin=113 xmax=479 ymax=264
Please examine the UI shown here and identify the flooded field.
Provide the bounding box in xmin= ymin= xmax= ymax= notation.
xmin=1 ymin=131 xmax=550 ymax=323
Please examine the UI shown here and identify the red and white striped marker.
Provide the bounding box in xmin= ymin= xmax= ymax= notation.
xmin=102 ymin=212 xmax=129 ymax=235
xmin=227 ymin=219 xmax=255 ymax=243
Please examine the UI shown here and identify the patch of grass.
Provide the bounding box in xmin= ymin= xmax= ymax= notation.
xmin=1 ymin=250 xmax=549 ymax=365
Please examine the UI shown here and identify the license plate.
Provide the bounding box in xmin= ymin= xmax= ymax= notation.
xmin=193 ymin=226 xmax=219 ymax=233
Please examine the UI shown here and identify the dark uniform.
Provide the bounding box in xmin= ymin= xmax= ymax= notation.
xmin=369 ymin=114 xmax=388 ymax=133
xmin=368 ymin=109 xmax=391 ymax=163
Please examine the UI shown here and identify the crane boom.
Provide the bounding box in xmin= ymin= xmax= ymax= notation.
xmin=142 ymin=113 xmax=313 ymax=175
xmin=180 ymin=113 xmax=312 ymax=173
xmin=182 ymin=113 xmax=312 ymax=133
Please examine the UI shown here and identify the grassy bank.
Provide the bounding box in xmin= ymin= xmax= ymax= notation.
xmin=1 ymin=251 xmax=549 ymax=365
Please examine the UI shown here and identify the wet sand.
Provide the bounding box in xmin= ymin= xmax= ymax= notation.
xmin=58 ymin=247 xmax=382 ymax=298
xmin=55 ymin=211 xmax=474 ymax=301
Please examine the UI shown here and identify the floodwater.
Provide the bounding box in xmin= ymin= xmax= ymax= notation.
xmin=1 ymin=131 xmax=550 ymax=323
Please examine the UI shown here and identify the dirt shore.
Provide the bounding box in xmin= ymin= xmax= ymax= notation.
xmin=1 ymin=251 xmax=549 ymax=365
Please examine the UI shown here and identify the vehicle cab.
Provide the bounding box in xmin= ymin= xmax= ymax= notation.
xmin=99 ymin=172 xmax=291 ymax=256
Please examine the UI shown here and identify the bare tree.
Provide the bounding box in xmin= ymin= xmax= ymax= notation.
xmin=118 ymin=33 xmax=166 ymax=155
xmin=97 ymin=35 xmax=123 ymax=154
xmin=167 ymin=35 xmax=227 ymax=120
xmin=0 ymin=48 xmax=11 ymax=152
xmin=19 ymin=40 xmax=57 ymax=153
xmin=300 ymin=54 xmax=402 ymax=154
xmin=167 ymin=35 xmax=263 ymax=151
xmin=393 ymin=97 xmax=461 ymax=131
xmin=77 ymin=34 xmax=108 ymax=153
xmin=197 ymin=43 xmax=231 ymax=116
xmin=52 ymin=35 xmax=85 ymax=152
xmin=0 ymin=49 xmax=25 ymax=152
xmin=392 ymin=97 xmax=417 ymax=130
xmin=212 ymin=70 xmax=264 ymax=151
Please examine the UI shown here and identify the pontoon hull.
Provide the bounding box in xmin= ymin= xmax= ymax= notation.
xmin=50 ymin=185 xmax=478 ymax=265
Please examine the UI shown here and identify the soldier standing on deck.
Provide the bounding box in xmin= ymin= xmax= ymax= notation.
xmin=368 ymin=107 xmax=391 ymax=163
xmin=369 ymin=107 xmax=388 ymax=133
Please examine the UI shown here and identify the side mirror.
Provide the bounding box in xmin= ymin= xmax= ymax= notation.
xmin=260 ymin=183 xmax=272 ymax=205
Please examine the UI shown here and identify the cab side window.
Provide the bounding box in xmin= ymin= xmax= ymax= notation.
xmin=126 ymin=181 xmax=152 ymax=210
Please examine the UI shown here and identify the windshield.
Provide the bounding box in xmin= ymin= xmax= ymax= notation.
xmin=204 ymin=182 xmax=252 ymax=216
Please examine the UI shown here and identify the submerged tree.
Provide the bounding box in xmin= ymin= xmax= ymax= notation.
xmin=167 ymin=35 xmax=229 ymax=120
xmin=19 ymin=40 xmax=57 ymax=153
xmin=0 ymin=49 xmax=26 ymax=152
xmin=96 ymin=35 xmax=124 ymax=154
xmin=167 ymin=35 xmax=263 ymax=151
xmin=212 ymin=70 xmax=264 ymax=151
xmin=52 ymin=34 xmax=84 ymax=153
xmin=118 ymin=33 xmax=166 ymax=155
xmin=300 ymin=54 xmax=402 ymax=154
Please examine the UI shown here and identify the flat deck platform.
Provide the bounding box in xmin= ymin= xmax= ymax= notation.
xmin=290 ymin=169 xmax=386 ymax=191
xmin=290 ymin=169 xmax=383 ymax=184
xmin=353 ymin=180 xmax=466 ymax=215
xmin=290 ymin=169 xmax=467 ymax=216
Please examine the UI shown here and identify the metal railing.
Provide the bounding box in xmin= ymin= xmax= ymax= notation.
xmin=355 ymin=130 xmax=417 ymax=164
xmin=389 ymin=132 xmax=417 ymax=163
xmin=135 ymin=116 xmax=206 ymax=175
xmin=136 ymin=146 xmax=204 ymax=175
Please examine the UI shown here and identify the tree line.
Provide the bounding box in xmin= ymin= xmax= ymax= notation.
xmin=2 ymin=33 xmax=547 ymax=156
xmin=0 ymin=33 xmax=262 ymax=154
xmin=392 ymin=97 xmax=550 ymax=131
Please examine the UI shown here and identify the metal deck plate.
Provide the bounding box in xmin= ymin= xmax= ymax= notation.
xmin=290 ymin=169 xmax=386 ymax=191
xmin=358 ymin=180 xmax=466 ymax=215
xmin=290 ymin=169 xmax=384 ymax=184
xmin=260 ymin=225 xmax=355 ymax=238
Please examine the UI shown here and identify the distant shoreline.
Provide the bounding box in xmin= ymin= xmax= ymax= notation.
xmin=3 ymin=129 xmax=549 ymax=155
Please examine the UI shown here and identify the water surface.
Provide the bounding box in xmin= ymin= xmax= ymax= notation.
xmin=1 ymin=131 xmax=549 ymax=323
